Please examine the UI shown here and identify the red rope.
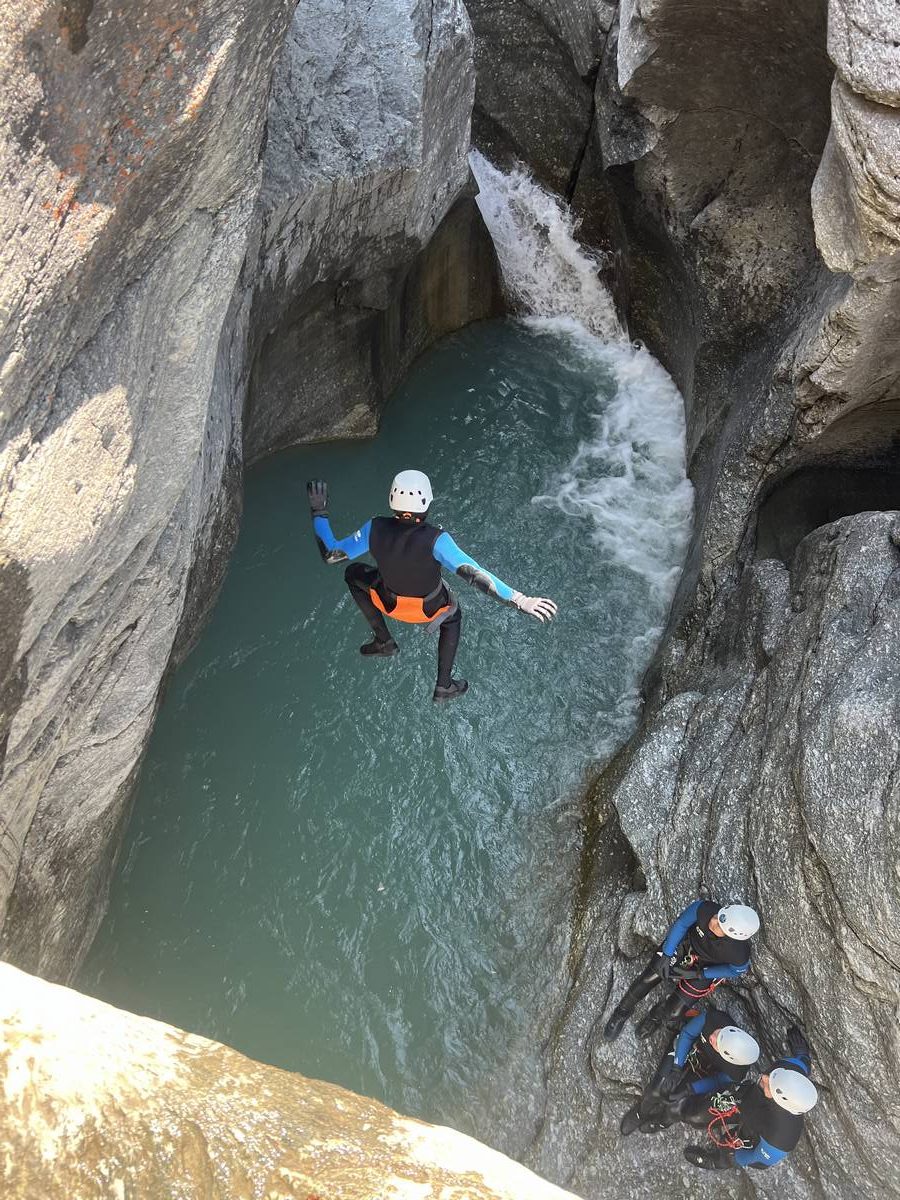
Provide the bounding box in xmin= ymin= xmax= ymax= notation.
xmin=707 ymin=1105 xmax=743 ymax=1149
xmin=677 ymin=977 xmax=719 ymax=999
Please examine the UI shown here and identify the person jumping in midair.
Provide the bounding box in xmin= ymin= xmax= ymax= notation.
xmin=306 ymin=471 xmax=558 ymax=701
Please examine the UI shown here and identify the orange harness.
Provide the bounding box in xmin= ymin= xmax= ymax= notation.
xmin=369 ymin=589 xmax=452 ymax=625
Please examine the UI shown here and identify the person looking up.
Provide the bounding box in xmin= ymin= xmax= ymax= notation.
xmin=682 ymin=1026 xmax=818 ymax=1171
xmin=306 ymin=471 xmax=558 ymax=701
xmin=603 ymin=899 xmax=759 ymax=1042
xmin=620 ymin=1007 xmax=761 ymax=1136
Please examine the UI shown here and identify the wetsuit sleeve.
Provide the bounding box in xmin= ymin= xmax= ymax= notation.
xmin=701 ymin=960 xmax=749 ymax=981
xmin=674 ymin=1011 xmax=705 ymax=1067
xmin=735 ymin=1138 xmax=787 ymax=1170
xmin=432 ymin=532 xmax=516 ymax=603
xmin=690 ymin=1072 xmax=733 ymax=1096
xmin=312 ymin=517 xmax=371 ymax=564
xmin=661 ymin=900 xmax=703 ymax=956
xmin=774 ymin=1055 xmax=812 ymax=1076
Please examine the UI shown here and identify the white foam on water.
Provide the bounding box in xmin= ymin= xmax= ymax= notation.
xmin=470 ymin=150 xmax=694 ymax=621
xmin=470 ymin=150 xmax=623 ymax=342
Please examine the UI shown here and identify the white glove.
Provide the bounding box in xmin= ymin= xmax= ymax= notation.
xmin=512 ymin=592 xmax=558 ymax=622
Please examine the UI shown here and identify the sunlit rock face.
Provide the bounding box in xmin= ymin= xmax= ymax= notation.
xmin=0 ymin=0 xmax=499 ymax=981
xmin=0 ymin=962 xmax=580 ymax=1200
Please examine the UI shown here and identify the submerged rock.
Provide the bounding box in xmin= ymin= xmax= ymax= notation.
xmin=0 ymin=961 xmax=579 ymax=1200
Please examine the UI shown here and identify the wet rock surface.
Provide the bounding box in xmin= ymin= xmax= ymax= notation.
xmin=0 ymin=962 xmax=580 ymax=1200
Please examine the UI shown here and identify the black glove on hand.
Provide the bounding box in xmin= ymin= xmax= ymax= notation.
xmin=671 ymin=963 xmax=702 ymax=980
xmin=654 ymin=1053 xmax=684 ymax=1099
xmin=684 ymin=1145 xmax=735 ymax=1171
xmin=785 ymin=1024 xmax=811 ymax=1062
xmin=656 ymin=949 xmax=676 ymax=980
xmin=307 ymin=479 xmax=328 ymax=518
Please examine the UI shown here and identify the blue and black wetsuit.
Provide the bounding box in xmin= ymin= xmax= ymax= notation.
xmin=672 ymin=1007 xmax=753 ymax=1096
xmin=610 ymin=900 xmax=752 ymax=1031
xmin=681 ymin=1053 xmax=813 ymax=1170
xmin=627 ymin=1007 xmax=756 ymax=1133
xmin=312 ymin=513 xmax=515 ymax=686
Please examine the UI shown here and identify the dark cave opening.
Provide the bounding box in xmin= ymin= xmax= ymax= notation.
xmin=756 ymin=463 xmax=900 ymax=565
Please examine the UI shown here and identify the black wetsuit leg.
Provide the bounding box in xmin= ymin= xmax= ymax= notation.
xmin=436 ymin=604 xmax=462 ymax=688
xmin=643 ymin=984 xmax=691 ymax=1030
xmin=617 ymin=956 xmax=666 ymax=1016
xmin=345 ymin=563 xmax=392 ymax=643
xmin=680 ymin=1092 xmax=715 ymax=1130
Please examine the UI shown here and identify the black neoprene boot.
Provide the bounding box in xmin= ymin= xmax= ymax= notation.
xmin=636 ymin=1010 xmax=661 ymax=1040
xmin=360 ymin=637 xmax=399 ymax=657
xmin=619 ymin=1105 xmax=642 ymax=1136
xmin=433 ymin=678 xmax=468 ymax=702
xmin=603 ymin=1005 xmax=629 ymax=1042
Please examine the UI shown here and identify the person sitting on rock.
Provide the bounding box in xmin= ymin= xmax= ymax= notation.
xmin=620 ymin=1006 xmax=761 ymax=1136
xmin=306 ymin=471 xmax=557 ymax=702
xmin=602 ymin=900 xmax=759 ymax=1042
xmin=682 ymin=1026 xmax=818 ymax=1171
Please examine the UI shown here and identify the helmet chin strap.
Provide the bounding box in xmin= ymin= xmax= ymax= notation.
xmin=395 ymin=510 xmax=426 ymax=524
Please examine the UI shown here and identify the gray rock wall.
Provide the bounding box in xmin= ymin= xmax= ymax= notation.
xmin=505 ymin=0 xmax=900 ymax=1196
xmin=0 ymin=0 xmax=296 ymax=981
xmin=242 ymin=0 xmax=502 ymax=461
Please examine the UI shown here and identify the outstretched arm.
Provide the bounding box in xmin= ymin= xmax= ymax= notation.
xmin=307 ymin=480 xmax=370 ymax=564
xmin=433 ymin=532 xmax=558 ymax=621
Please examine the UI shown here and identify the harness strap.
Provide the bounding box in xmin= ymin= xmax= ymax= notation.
xmin=425 ymin=591 xmax=458 ymax=635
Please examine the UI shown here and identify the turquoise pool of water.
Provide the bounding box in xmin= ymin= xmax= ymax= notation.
xmin=80 ymin=318 xmax=686 ymax=1136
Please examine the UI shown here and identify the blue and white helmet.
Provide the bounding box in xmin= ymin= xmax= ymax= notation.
xmin=390 ymin=469 xmax=433 ymax=514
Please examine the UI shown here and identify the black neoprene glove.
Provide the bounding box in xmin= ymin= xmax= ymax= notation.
xmin=684 ymin=1146 xmax=735 ymax=1171
xmin=307 ymin=479 xmax=328 ymax=518
xmin=671 ymin=963 xmax=702 ymax=980
xmin=653 ymin=1052 xmax=684 ymax=1099
xmin=656 ymin=948 xmax=676 ymax=980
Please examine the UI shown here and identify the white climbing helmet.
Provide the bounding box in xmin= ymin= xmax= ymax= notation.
xmin=715 ymin=1026 xmax=761 ymax=1067
xmin=389 ymin=469 xmax=433 ymax=514
xmin=769 ymin=1068 xmax=818 ymax=1115
xmin=717 ymin=904 xmax=760 ymax=941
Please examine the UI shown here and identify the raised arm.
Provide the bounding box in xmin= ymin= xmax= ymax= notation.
xmin=673 ymin=1010 xmax=705 ymax=1067
xmin=433 ymin=532 xmax=558 ymax=622
xmin=307 ymin=480 xmax=370 ymax=564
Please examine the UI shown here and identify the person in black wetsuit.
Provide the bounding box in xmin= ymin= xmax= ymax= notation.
xmin=620 ymin=1006 xmax=760 ymax=1136
xmin=680 ymin=1026 xmax=818 ymax=1171
xmin=603 ymin=899 xmax=759 ymax=1042
xmin=306 ymin=471 xmax=557 ymax=701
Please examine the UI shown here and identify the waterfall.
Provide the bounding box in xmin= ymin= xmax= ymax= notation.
xmin=470 ymin=150 xmax=694 ymax=612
